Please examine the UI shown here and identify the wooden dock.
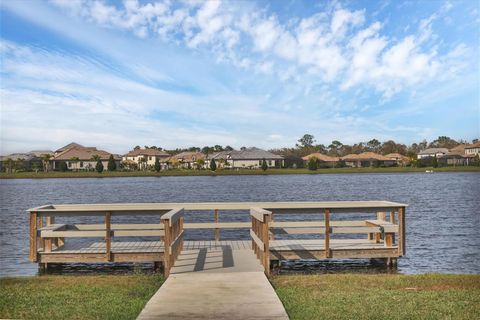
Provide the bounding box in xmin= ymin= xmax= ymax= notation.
xmin=27 ymin=201 xmax=407 ymax=319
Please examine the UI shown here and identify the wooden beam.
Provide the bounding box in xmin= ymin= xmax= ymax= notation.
xmin=263 ymin=214 xmax=270 ymax=276
xmin=105 ymin=212 xmax=111 ymax=261
xmin=163 ymin=219 xmax=171 ymax=277
xmin=250 ymin=230 xmax=264 ymax=251
xmin=398 ymin=207 xmax=406 ymax=256
xmin=214 ymin=209 xmax=220 ymax=241
xmin=29 ymin=212 xmax=38 ymax=262
xmin=324 ymin=209 xmax=331 ymax=258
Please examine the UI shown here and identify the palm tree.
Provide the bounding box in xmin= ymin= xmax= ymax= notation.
xmin=90 ymin=155 xmax=101 ymax=172
xmin=69 ymin=157 xmax=80 ymax=171
xmin=41 ymin=154 xmax=52 ymax=172
xmin=4 ymin=158 xmax=14 ymax=174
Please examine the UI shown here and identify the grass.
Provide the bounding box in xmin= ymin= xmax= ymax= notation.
xmin=1 ymin=166 xmax=479 ymax=179
xmin=271 ymin=274 xmax=480 ymax=320
xmin=0 ymin=274 xmax=163 ymax=320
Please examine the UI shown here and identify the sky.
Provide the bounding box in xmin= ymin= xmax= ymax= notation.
xmin=0 ymin=0 xmax=479 ymax=154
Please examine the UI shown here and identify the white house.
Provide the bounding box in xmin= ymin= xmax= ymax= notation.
xmin=123 ymin=148 xmax=170 ymax=170
xmin=417 ymin=148 xmax=449 ymax=159
xmin=208 ymin=148 xmax=284 ymax=169
xmin=464 ymin=141 xmax=480 ymax=156
xmin=53 ymin=146 xmax=120 ymax=170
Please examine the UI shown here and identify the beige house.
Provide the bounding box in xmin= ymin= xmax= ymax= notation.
xmin=53 ymin=146 xmax=120 ymax=170
xmin=342 ymin=152 xmax=395 ymax=167
xmin=123 ymin=148 xmax=170 ymax=170
xmin=208 ymin=148 xmax=284 ymax=169
xmin=464 ymin=141 xmax=480 ymax=156
xmin=167 ymin=152 xmax=206 ymax=169
xmin=385 ymin=153 xmax=410 ymax=166
xmin=302 ymin=153 xmax=339 ymax=168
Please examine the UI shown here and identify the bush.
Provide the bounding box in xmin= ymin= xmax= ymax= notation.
xmin=210 ymin=159 xmax=217 ymax=171
xmin=59 ymin=162 xmax=68 ymax=172
xmin=154 ymin=157 xmax=161 ymax=172
xmin=307 ymin=157 xmax=318 ymax=171
xmin=107 ymin=155 xmax=116 ymax=171
xmin=261 ymin=158 xmax=268 ymax=171
xmin=96 ymin=160 xmax=104 ymax=173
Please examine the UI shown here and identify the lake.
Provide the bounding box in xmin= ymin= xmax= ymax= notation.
xmin=1 ymin=172 xmax=479 ymax=276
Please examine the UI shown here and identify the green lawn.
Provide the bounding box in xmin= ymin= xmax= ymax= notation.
xmin=1 ymin=166 xmax=479 ymax=179
xmin=271 ymin=274 xmax=480 ymax=320
xmin=0 ymin=274 xmax=163 ymax=320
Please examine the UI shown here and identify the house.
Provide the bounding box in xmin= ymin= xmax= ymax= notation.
xmin=53 ymin=146 xmax=120 ymax=170
xmin=341 ymin=152 xmax=395 ymax=167
xmin=0 ymin=153 xmax=43 ymax=172
xmin=167 ymin=151 xmax=206 ymax=169
xmin=417 ymin=148 xmax=449 ymax=159
xmin=439 ymin=144 xmax=476 ymax=166
xmin=54 ymin=142 xmax=84 ymax=157
xmin=385 ymin=153 xmax=410 ymax=166
xmin=302 ymin=153 xmax=340 ymax=168
xmin=208 ymin=148 xmax=284 ymax=169
xmin=123 ymin=148 xmax=170 ymax=170
xmin=464 ymin=141 xmax=480 ymax=156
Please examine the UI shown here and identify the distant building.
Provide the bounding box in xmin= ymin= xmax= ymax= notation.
xmin=417 ymin=148 xmax=449 ymax=159
xmin=54 ymin=142 xmax=85 ymax=157
xmin=302 ymin=153 xmax=340 ymax=168
xmin=167 ymin=151 xmax=206 ymax=169
xmin=0 ymin=152 xmax=43 ymax=172
xmin=53 ymin=145 xmax=120 ymax=170
xmin=341 ymin=152 xmax=395 ymax=167
xmin=123 ymin=148 xmax=170 ymax=170
xmin=464 ymin=141 xmax=480 ymax=156
xmin=208 ymin=148 xmax=284 ymax=169
xmin=385 ymin=153 xmax=410 ymax=166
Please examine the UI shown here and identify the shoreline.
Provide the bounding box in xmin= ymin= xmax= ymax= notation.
xmin=1 ymin=166 xmax=479 ymax=179
xmin=1 ymin=273 xmax=478 ymax=319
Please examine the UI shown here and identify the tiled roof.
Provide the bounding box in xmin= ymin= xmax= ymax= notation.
xmin=125 ymin=149 xmax=170 ymax=157
xmin=385 ymin=153 xmax=409 ymax=161
xmin=341 ymin=152 xmax=392 ymax=161
xmin=169 ymin=152 xmax=205 ymax=162
xmin=55 ymin=142 xmax=84 ymax=153
xmin=301 ymin=153 xmax=339 ymax=162
xmin=465 ymin=141 xmax=480 ymax=149
xmin=209 ymin=148 xmax=283 ymax=160
xmin=418 ymin=148 xmax=449 ymax=155
xmin=54 ymin=147 xmax=118 ymax=161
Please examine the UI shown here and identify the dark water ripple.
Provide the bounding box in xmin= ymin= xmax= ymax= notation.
xmin=0 ymin=172 xmax=479 ymax=276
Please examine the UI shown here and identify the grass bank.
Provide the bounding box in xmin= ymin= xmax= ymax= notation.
xmin=272 ymin=274 xmax=480 ymax=320
xmin=0 ymin=274 xmax=163 ymax=320
xmin=1 ymin=166 xmax=479 ymax=179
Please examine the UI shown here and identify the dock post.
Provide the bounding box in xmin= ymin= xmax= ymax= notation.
xmin=324 ymin=209 xmax=331 ymax=258
xmin=214 ymin=209 xmax=220 ymax=241
xmin=29 ymin=211 xmax=38 ymax=262
xmin=398 ymin=207 xmax=406 ymax=256
xmin=105 ymin=212 xmax=112 ymax=262
xmin=263 ymin=213 xmax=270 ymax=276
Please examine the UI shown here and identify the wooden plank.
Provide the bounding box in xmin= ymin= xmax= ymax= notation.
xmin=250 ymin=207 xmax=272 ymax=222
xmin=161 ymin=208 xmax=184 ymax=224
xmin=105 ymin=212 xmax=111 ymax=261
xmin=113 ymin=230 xmax=165 ymax=237
xmin=271 ymin=227 xmax=326 ymax=235
xmin=184 ymin=222 xmax=251 ymax=229
xmin=271 ymin=221 xmax=365 ymax=228
xmin=250 ymin=230 xmax=264 ymax=252
xmin=398 ymin=207 xmax=406 ymax=256
xmin=29 ymin=212 xmax=37 ymax=262
xmin=324 ymin=209 xmax=330 ymax=258
xmin=40 ymin=230 xmax=107 ymax=237
xmin=214 ymin=209 xmax=220 ymax=241
xmin=262 ymin=214 xmax=270 ymax=276
xmin=71 ymin=224 xmax=164 ymax=230
xmin=333 ymin=226 xmax=396 ymax=234
xmin=38 ymin=224 xmax=67 ymax=232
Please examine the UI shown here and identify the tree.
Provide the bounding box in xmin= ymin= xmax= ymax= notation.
xmin=134 ymin=145 xmax=141 ymax=150
xmin=59 ymin=161 xmax=68 ymax=172
xmin=261 ymin=158 xmax=268 ymax=171
xmin=108 ymin=154 xmax=116 ymax=171
xmin=307 ymin=157 xmax=318 ymax=170
xmin=4 ymin=158 xmax=13 ymax=174
xmin=297 ymin=134 xmax=315 ymax=148
xmin=96 ymin=159 xmax=104 ymax=173
xmin=69 ymin=157 xmax=80 ymax=171
xmin=154 ymin=157 xmax=161 ymax=172
xmin=210 ymin=158 xmax=217 ymax=171
xmin=225 ymin=145 xmax=234 ymax=151
xmin=41 ymin=154 xmax=52 ymax=172
xmin=367 ymin=139 xmax=381 ymax=153
xmin=196 ymin=158 xmax=205 ymax=169
xmin=429 ymin=136 xmax=459 ymax=149
xmin=432 ymin=155 xmax=438 ymax=168
xmin=214 ymin=145 xmax=223 ymax=152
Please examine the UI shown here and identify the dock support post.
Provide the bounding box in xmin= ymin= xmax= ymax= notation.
xmin=398 ymin=207 xmax=406 ymax=256
xmin=263 ymin=213 xmax=270 ymax=276
xmin=163 ymin=219 xmax=171 ymax=277
xmin=324 ymin=209 xmax=331 ymax=258
xmin=29 ymin=212 xmax=38 ymax=262
xmin=105 ymin=212 xmax=112 ymax=262
xmin=214 ymin=209 xmax=220 ymax=241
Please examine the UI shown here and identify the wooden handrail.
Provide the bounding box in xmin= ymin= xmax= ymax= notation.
xmin=250 ymin=208 xmax=272 ymax=276
xmin=162 ymin=208 xmax=185 ymax=277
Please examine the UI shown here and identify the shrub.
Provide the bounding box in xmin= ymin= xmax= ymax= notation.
xmin=96 ymin=159 xmax=104 ymax=173
xmin=154 ymin=158 xmax=161 ymax=172
xmin=107 ymin=155 xmax=116 ymax=171
xmin=261 ymin=158 xmax=268 ymax=171
xmin=308 ymin=157 xmax=318 ymax=171
xmin=210 ymin=159 xmax=217 ymax=171
xmin=59 ymin=162 xmax=68 ymax=172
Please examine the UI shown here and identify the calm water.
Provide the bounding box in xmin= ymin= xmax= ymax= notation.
xmin=0 ymin=173 xmax=479 ymax=276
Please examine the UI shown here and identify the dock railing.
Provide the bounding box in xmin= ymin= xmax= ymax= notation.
xmin=250 ymin=208 xmax=272 ymax=275
xmin=161 ymin=208 xmax=184 ymax=277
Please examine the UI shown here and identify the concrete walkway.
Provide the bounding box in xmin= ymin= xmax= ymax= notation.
xmin=137 ymin=241 xmax=289 ymax=320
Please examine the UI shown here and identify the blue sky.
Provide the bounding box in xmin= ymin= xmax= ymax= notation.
xmin=0 ymin=0 xmax=479 ymax=154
